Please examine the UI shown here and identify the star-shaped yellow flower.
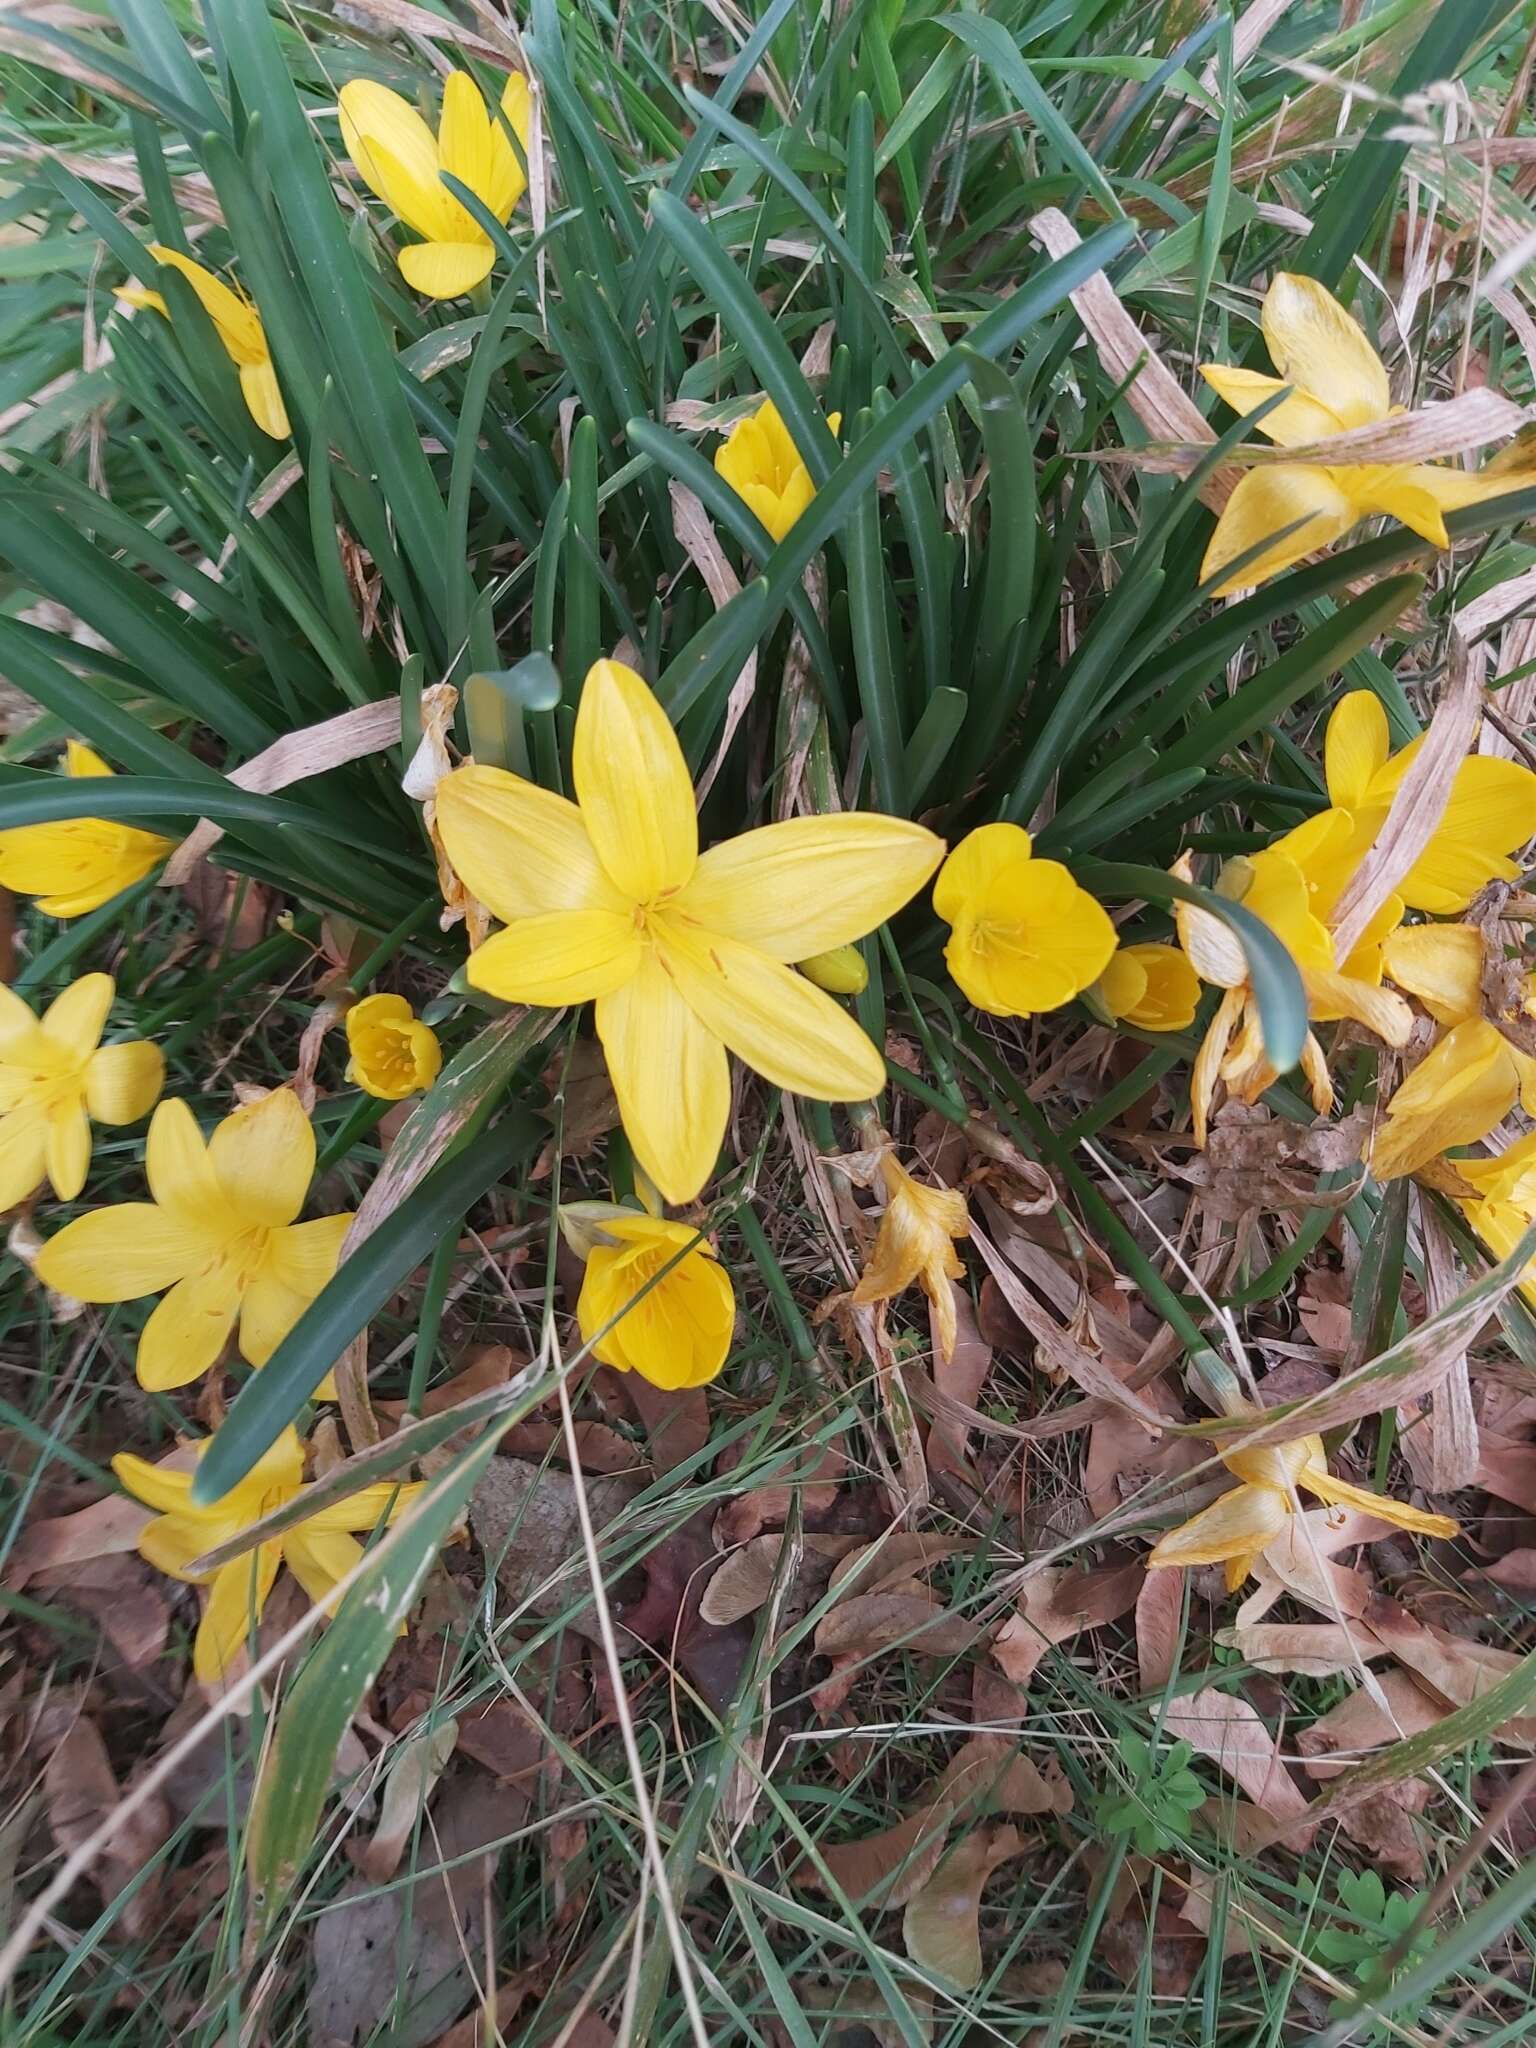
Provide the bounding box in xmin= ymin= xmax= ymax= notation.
xmin=114 ymin=1426 xmax=423 ymax=1683
xmin=1094 ymin=942 xmax=1201 ymax=1031
xmin=434 ymin=658 xmax=944 ymax=1203
xmin=1147 ymin=1426 xmax=1458 ymax=1592
xmin=345 ymin=993 xmax=441 ymax=1101
xmin=116 ymin=247 xmax=289 ymax=438
xmin=339 ymin=71 xmax=532 ymax=299
xmin=35 ymin=1088 xmax=353 ymax=1391
xmin=0 ymin=974 xmax=162 ymax=1211
xmin=932 ymin=823 xmax=1116 ymax=1018
xmin=0 ymin=742 xmax=175 ymax=918
xmin=566 ymin=1204 xmax=735 ymax=1389
xmin=1201 ymin=273 xmax=1526 ymax=592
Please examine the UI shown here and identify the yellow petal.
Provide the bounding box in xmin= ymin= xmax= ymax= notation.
xmin=45 ymin=1103 xmax=91 ymax=1202
xmin=1097 ymin=943 xmax=1200 ymax=1030
xmin=1240 ymin=848 xmax=1334 ymax=967
xmin=1325 ymin=692 xmax=1391 ymax=810
xmin=339 ymin=80 xmax=457 ymax=239
xmin=1299 ymin=1461 xmax=1458 ymax=1539
xmin=1396 ymin=758 xmax=1536 ymax=915
xmin=434 ymin=763 xmax=620 ymax=925
xmin=299 ymin=1480 xmax=425 ymax=1535
xmin=437 ymin=71 xmax=493 ymax=211
xmin=934 ymin=826 xmax=1115 ymax=1017
xmin=209 ymin=1088 xmax=314 ymax=1228
xmin=578 ymin=1217 xmax=734 ymax=1387
xmin=573 ymin=660 xmax=697 ymax=900
xmin=675 ymin=814 xmax=945 ymax=960
xmin=463 ymin=911 xmax=642 ymax=1007
xmin=1190 ymin=986 xmax=1245 ymax=1147
xmin=137 ymin=1259 xmax=244 ymax=1390
xmin=851 ymin=1156 xmax=968 ymax=1364
xmin=1199 ymin=364 xmax=1348 ymax=445
xmin=1381 ymin=922 xmax=1484 ymax=1025
xmin=1260 ymin=273 xmax=1390 ymax=428
xmin=195 ymin=1547 xmax=281 ymax=1683
xmin=145 ymin=1098 xmax=225 ymax=1223
xmin=398 ymin=238 xmax=495 ymax=299
xmin=1300 ymin=967 xmax=1412 ymax=1043
xmin=1200 ymin=464 xmax=1356 ymax=593
xmin=112 ymin=1449 xmax=197 ymax=1517
xmin=1145 ymin=1481 xmax=1291 ymax=1571
xmin=85 ymin=1041 xmax=164 ymax=1126
xmin=1369 ymin=1019 xmax=1518 ymax=1180
xmin=0 ymin=1113 xmax=48 ymax=1213
xmin=265 ymin=1212 xmax=353 ymax=1297
xmin=145 ymin=244 xmax=265 ymax=366
xmin=660 ymin=925 xmax=885 ymax=1101
xmin=282 ymin=1528 xmax=365 ymax=1608
xmin=485 ymin=72 xmax=531 ymax=221
xmin=1356 ymin=470 xmax=1449 ymax=549
xmin=0 ymin=984 xmax=41 ymax=1056
xmin=65 ymin=742 xmax=112 ymax=780
xmin=238 ymin=360 xmax=289 ymax=439
xmin=35 ymin=1203 xmax=206 ymax=1301
xmin=39 ymin=973 xmax=113 ymax=1061
xmin=797 ymin=944 xmax=869 ymax=995
xmin=238 ymin=1270 xmax=311 ymax=1369
xmin=595 ymin=955 xmax=730 ymax=1204
xmin=1174 ymin=890 xmax=1248 ymax=989
xmin=932 ymin=821 xmax=1032 ymax=926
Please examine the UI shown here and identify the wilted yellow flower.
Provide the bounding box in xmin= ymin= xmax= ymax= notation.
xmin=1095 ymin=942 xmax=1201 ymax=1031
xmin=714 ymin=398 xmax=841 ymax=543
xmin=1456 ymin=1132 xmax=1536 ymax=1304
xmin=1372 ymin=924 xmax=1536 ymax=1180
xmin=1173 ymin=843 xmax=1411 ymax=1147
xmin=569 ymin=1206 xmax=734 ymax=1388
xmin=116 ymin=246 xmax=289 ymax=438
xmin=434 ymin=659 xmax=943 ymax=1203
xmin=113 ymin=1426 xmax=422 ymax=1683
xmin=1147 ymin=1423 xmax=1458 ymax=1592
xmin=797 ymin=943 xmax=868 ymax=996
xmin=1200 ymin=272 xmax=1527 ymax=592
xmin=933 ymin=824 xmax=1116 ymax=1018
xmin=0 ymin=742 xmax=175 ymax=918
xmin=1302 ymin=691 xmax=1536 ymax=916
xmin=339 ymin=71 xmax=532 ymax=299
xmin=851 ymin=1154 xmax=970 ymax=1365
xmin=35 ymin=1089 xmax=352 ymax=1392
xmin=0 ymin=974 xmax=162 ymax=1212
xmin=345 ymin=993 xmax=441 ymax=1100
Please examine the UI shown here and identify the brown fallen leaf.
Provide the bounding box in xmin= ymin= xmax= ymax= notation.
xmin=428 ymin=1975 xmax=538 ymax=2048
xmin=810 ymin=1800 xmax=958 ymax=1910
xmin=1136 ymin=1564 xmax=1184 ymax=1693
xmin=827 ymin=1533 xmax=976 ymax=1604
xmin=375 ymin=1347 xmax=523 ymax=1427
xmin=1219 ymin=1620 xmax=1392 ymax=1677
xmin=712 ymin=1439 xmax=845 ymax=1545
xmin=43 ymin=1715 xmax=171 ymax=1938
xmin=1162 ymin=1688 xmax=1314 ymax=1844
xmin=699 ymin=1532 xmax=857 ymax=1626
xmin=470 ymin=1458 xmax=641 ymax=1621
xmin=5 ymin=1486 xmax=154 ymax=1587
xmin=991 ymin=1560 xmax=1142 ymax=1688
xmin=625 ymin=1376 xmax=710 ymax=1477
xmin=926 ymin=1281 xmax=992 ymax=1480
xmin=902 ymin=1823 xmax=1027 ymax=1988
xmin=29 ymin=1552 xmax=171 ymax=1672
xmin=814 ymin=1591 xmax=983 ymax=1661
xmin=358 ymin=1720 xmax=459 ymax=1883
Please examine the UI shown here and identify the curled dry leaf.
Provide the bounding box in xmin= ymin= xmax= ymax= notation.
xmin=699 ymin=1532 xmax=858 ymax=1627
xmin=991 ymin=1560 xmax=1143 ymax=1688
xmin=826 ymin=1533 xmax=976 ymax=1604
xmin=809 ymin=1800 xmax=957 ymax=1910
xmin=1162 ymin=1688 xmax=1314 ymax=1845
xmin=926 ymin=1281 xmax=992 ymax=1480
xmin=5 ymin=1486 xmax=154 ymax=1588
xmin=43 ymin=1715 xmax=171 ymax=1938
xmin=902 ymin=1823 xmax=1027 ymax=1989
xmin=358 ymin=1719 xmax=459 ymax=1883
xmin=1220 ymin=1620 xmax=1391 ymax=1677
xmin=815 ymin=1591 xmax=984 ymax=1662
xmin=1135 ymin=1563 xmax=1184 ymax=1693
xmin=1297 ymin=1669 xmax=1445 ymax=1780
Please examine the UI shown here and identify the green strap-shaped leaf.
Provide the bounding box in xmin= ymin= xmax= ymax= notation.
xmin=244 ymin=1422 xmax=506 ymax=1928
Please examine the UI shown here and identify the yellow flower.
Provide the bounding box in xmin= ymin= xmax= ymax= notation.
xmin=115 ymin=247 xmax=289 ymax=438
xmin=714 ymin=398 xmax=841 ymax=543
xmin=571 ymin=1207 xmax=735 ymax=1389
xmin=1173 ymin=841 xmax=1411 ymax=1147
xmin=1147 ymin=1424 xmax=1458 ymax=1592
xmin=1095 ymin=942 xmax=1201 ymax=1031
xmin=796 ymin=943 xmax=868 ymax=996
xmin=1308 ymin=690 xmax=1536 ymax=916
xmin=1456 ymin=1133 xmax=1536 ymax=1305
xmin=1372 ymin=924 xmax=1536 ymax=1180
xmin=0 ymin=742 xmax=176 ymax=917
xmin=113 ymin=1426 xmax=423 ymax=1683
xmin=933 ymin=823 xmax=1116 ymax=1018
xmin=851 ymin=1154 xmax=970 ymax=1365
xmin=339 ymin=71 xmax=532 ymax=299
xmin=35 ymin=1089 xmax=353 ymax=1393
xmin=433 ymin=659 xmax=944 ymax=1204
xmin=0 ymin=974 xmax=162 ymax=1211
xmin=345 ymin=993 xmax=442 ymax=1100
xmin=1200 ymin=272 xmax=1525 ymax=592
